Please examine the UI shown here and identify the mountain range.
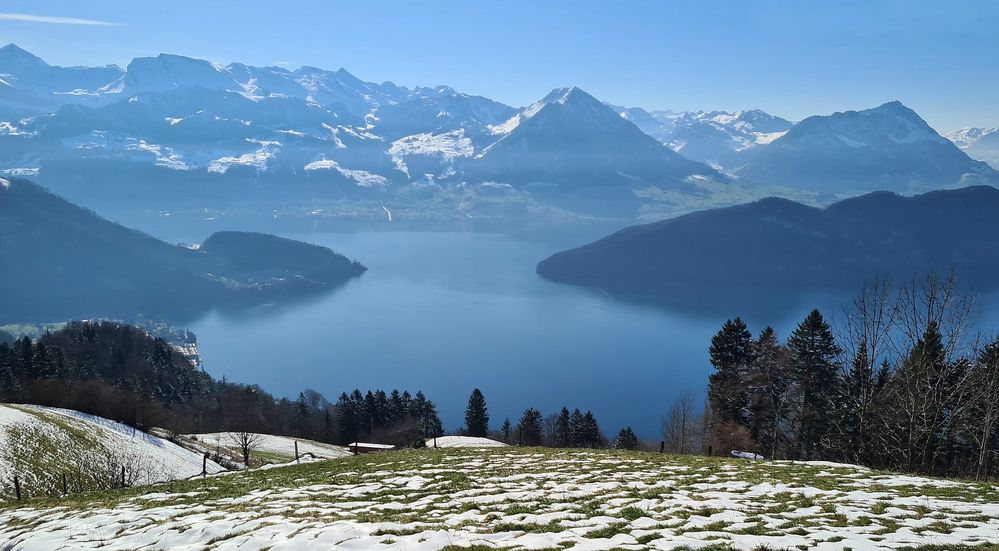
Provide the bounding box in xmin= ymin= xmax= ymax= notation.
xmin=0 ymin=177 xmax=366 ymax=323
xmin=1 ymin=44 xmax=996 ymax=221
xmin=537 ymin=185 xmax=999 ymax=294
xmin=947 ymin=127 xmax=999 ymax=170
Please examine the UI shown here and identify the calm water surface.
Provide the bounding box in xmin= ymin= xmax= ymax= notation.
xmin=187 ymin=231 xmax=999 ymax=438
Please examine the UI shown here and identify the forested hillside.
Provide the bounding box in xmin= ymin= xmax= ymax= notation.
xmin=0 ymin=321 xmax=442 ymax=447
xmin=0 ymin=178 xmax=366 ymax=322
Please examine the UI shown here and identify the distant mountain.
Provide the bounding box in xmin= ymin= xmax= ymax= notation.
xmin=735 ymin=101 xmax=998 ymax=194
xmin=947 ymin=127 xmax=999 ymax=170
xmin=0 ymin=178 xmax=365 ymax=322
xmin=470 ymin=87 xmax=718 ymax=191
xmin=537 ymin=185 xmax=999 ymax=294
xmin=2 ymin=44 xmax=995 ymax=223
xmin=618 ymin=107 xmax=793 ymax=168
xmin=0 ymin=44 xmax=122 ymax=115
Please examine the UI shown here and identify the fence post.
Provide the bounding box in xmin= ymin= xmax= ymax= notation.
xmin=62 ymin=473 xmax=68 ymax=495
xmin=433 ymin=437 xmax=437 ymax=449
xmin=203 ymin=452 xmax=209 ymax=477
xmin=518 ymin=427 xmax=522 ymax=447
xmin=294 ymin=440 xmax=299 ymax=463
xmin=13 ymin=475 xmax=20 ymax=501
xmin=121 ymin=465 xmax=126 ymax=488
xmin=659 ymin=441 xmax=665 ymax=454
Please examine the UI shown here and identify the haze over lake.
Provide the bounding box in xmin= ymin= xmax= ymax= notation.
xmin=179 ymin=230 xmax=999 ymax=438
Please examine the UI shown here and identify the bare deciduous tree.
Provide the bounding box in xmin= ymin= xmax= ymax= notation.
xmin=229 ymin=430 xmax=263 ymax=468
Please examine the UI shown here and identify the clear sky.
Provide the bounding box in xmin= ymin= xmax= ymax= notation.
xmin=1 ymin=0 xmax=997 ymax=131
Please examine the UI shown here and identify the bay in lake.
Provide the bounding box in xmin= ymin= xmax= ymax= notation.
xmin=186 ymin=231 xmax=999 ymax=438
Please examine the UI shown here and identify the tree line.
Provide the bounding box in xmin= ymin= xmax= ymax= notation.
xmin=462 ymin=388 xmax=638 ymax=450
xmin=0 ymin=321 xmax=442 ymax=447
xmin=700 ymin=274 xmax=999 ymax=480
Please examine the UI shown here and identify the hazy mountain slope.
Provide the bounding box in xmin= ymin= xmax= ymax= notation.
xmin=0 ymin=178 xmax=365 ymax=322
xmin=470 ymin=87 xmax=718 ymax=190
xmin=619 ymin=106 xmax=793 ymax=168
xmin=948 ymin=127 xmax=999 ymax=170
xmin=0 ymin=403 xmax=224 ymax=500
xmin=736 ymin=101 xmax=998 ymax=194
xmin=537 ymin=185 xmax=999 ymax=294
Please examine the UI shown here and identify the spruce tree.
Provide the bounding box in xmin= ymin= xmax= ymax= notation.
xmin=787 ymin=309 xmax=842 ymax=460
xmin=553 ymin=407 xmax=571 ymax=447
xmin=708 ymin=318 xmax=754 ymax=429
xmin=581 ymin=411 xmax=602 ymax=448
xmin=464 ymin=388 xmax=489 ymax=437
xmin=500 ymin=418 xmax=512 ymax=443
xmin=748 ymin=327 xmax=791 ymax=458
xmin=518 ymin=408 xmax=544 ymax=446
xmin=569 ymin=408 xmax=585 ymax=447
xmin=614 ymin=427 xmax=639 ymax=450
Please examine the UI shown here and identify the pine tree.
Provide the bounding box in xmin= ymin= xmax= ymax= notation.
xmin=708 ymin=318 xmax=754 ymax=429
xmin=788 ymin=309 xmax=842 ymax=460
xmin=295 ymin=392 xmax=310 ymax=438
xmin=581 ymin=411 xmax=602 ymax=448
xmin=500 ymin=418 xmax=512 ymax=443
xmin=464 ymin=388 xmax=489 ymax=437
xmin=614 ymin=427 xmax=639 ymax=450
xmin=553 ymin=407 xmax=571 ymax=447
xmin=748 ymin=327 xmax=791 ymax=458
xmin=569 ymin=408 xmax=585 ymax=447
xmin=335 ymin=392 xmax=359 ymax=445
xmin=518 ymin=408 xmax=543 ymax=446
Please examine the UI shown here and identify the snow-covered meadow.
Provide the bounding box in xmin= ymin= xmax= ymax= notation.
xmin=1 ymin=447 xmax=997 ymax=549
xmin=0 ymin=404 xmax=224 ymax=501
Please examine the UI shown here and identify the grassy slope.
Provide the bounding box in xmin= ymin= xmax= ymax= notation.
xmin=0 ymin=404 xmax=223 ymax=501
xmin=1 ymin=447 xmax=998 ymax=549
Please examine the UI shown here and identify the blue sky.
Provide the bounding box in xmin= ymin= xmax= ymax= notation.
xmin=1 ymin=0 xmax=997 ymax=131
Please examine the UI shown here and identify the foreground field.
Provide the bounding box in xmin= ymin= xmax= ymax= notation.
xmin=1 ymin=448 xmax=998 ymax=550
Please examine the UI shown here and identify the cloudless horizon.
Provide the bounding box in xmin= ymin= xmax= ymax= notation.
xmin=1 ymin=0 xmax=997 ymax=132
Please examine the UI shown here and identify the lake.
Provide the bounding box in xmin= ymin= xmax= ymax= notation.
xmin=185 ymin=230 xmax=999 ymax=438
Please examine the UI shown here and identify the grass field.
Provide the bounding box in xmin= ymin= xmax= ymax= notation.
xmin=1 ymin=447 xmax=998 ymax=549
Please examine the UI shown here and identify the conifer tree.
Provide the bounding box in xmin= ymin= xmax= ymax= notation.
xmin=518 ymin=408 xmax=544 ymax=446
xmin=614 ymin=427 xmax=639 ymax=450
xmin=708 ymin=318 xmax=754 ymax=428
xmin=553 ymin=407 xmax=571 ymax=447
xmin=500 ymin=418 xmax=512 ymax=443
xmin=788 ymin=309 xmax=842 ymax=460
xmin=748 ymin=327 xmax=791 ymax=458
xmin=464 ymin=388 xmax=489 ymax=437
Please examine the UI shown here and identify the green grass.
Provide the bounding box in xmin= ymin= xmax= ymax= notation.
xmin=2 ymin=446 xmax=998 ymax=550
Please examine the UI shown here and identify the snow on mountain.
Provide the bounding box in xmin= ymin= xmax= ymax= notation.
xmin=388 ymin=129 xmax=474 ymax=178
xmin=736 ymin=101 xmax=998 ymax=194
xmin=618 ymin=106 xmax=793 ymax=168
xmin=470 ymin=87 xmax=718 ymax=191
xmin=304 ymin=158 xmax=389 ymax=187
xmin=207 ymin=139 xmax=281 ymax=174
xmin=107 ymin=53 xmax=239 ymax=97
xmin=947 ymin=127 xmax=999 ymax=170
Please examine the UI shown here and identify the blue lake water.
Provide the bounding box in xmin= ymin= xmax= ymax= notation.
xmin=186 ymin=231 xmax=999 ymax=438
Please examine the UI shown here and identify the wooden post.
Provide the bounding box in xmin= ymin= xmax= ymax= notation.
xmin=708 ymin=445 xmax=713 ymax=457
xmin=13 ymin=475 xmax=20 ymax=501
xmin=62 ymin=473 xmax=68 ymax=495
xmin=294 ymin=440 xmax=299 ymax=463
xmin=353 ymin=443 xmax=358 ymax=456
xmin=518 ymin=427 xmax=522 ymax=447
xmin=433 ymin=437 xmax=437 ymax=449
xmin=121 ymin=465 xmax=126 ymax=488
xmin=659 ymin=441 xmax=665 ymax=454
xmin=202 ymin=452 xmax=209 ymax=477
